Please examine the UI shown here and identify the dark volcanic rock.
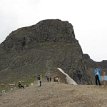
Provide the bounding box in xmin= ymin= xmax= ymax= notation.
xmin=2 ymin=19 xmax=75 ymax=51
xmin=0 ymin=19 xmax=97 ymax=84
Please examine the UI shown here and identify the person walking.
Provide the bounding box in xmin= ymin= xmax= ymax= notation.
xmin=94 ymin=68 xmax=101 ymax=85
xmin=37 ymin=75 xmax=42 ymax=87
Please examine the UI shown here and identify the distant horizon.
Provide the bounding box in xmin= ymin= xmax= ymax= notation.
xmin=0 ymin=0 xmax=107 ymax=61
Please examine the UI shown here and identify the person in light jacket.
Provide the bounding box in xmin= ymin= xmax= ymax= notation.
xmin=94 ymin=68 xmax=101 ymax=85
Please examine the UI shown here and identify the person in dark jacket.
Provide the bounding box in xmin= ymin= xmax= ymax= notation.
xmin=37 ymin=75 xmax=41 ymax=87
xmin=18 ymin=81 xmax=24 ymax=88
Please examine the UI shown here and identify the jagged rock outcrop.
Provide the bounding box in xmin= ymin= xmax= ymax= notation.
xmin=0 ymin=19 xmax=99 ymax=84
xmin=1 ymin=19 xmax=75 ymax=51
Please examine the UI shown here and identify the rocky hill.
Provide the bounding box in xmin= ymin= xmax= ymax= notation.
xmin=0 ymin=19 xmax=106 ymax=84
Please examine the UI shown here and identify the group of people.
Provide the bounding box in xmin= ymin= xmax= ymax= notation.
xmin=36 ymin=68 xmax=106 ymax=87
xmin=46 ymin=76 xmax=52 ymax=82
xmin=37 ymin=75 xmax=52 ymax=87
xmin=17 ymin=68 xmax=105 ymax=88
xmin=17 ymin=75 xmax=53 ymax=88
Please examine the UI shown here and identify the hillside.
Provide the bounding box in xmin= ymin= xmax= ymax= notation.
xmin=0 ymin=82 xmax=107 ymax=107
xmin=0 ymin=19 xmax=91 ymax=84
xmin=0 ymin=19 xmax=107 ymax=84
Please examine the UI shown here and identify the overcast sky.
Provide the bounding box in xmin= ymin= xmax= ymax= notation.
xmin=0 ymin=0 xmax=107 ymax=61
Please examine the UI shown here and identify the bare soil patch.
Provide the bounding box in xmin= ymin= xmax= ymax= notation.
xmin=0 ymin=82 xmax=107 ymax=107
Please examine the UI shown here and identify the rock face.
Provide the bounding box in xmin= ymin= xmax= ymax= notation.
xmin=2 ymin=20 xmax=74 ymax=50
xmin=0 ymin=19 xmax=104 ymax=84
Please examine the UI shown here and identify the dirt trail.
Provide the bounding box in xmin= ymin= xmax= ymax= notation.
xmin=0 ymin=82 xmax=107 ymax=107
